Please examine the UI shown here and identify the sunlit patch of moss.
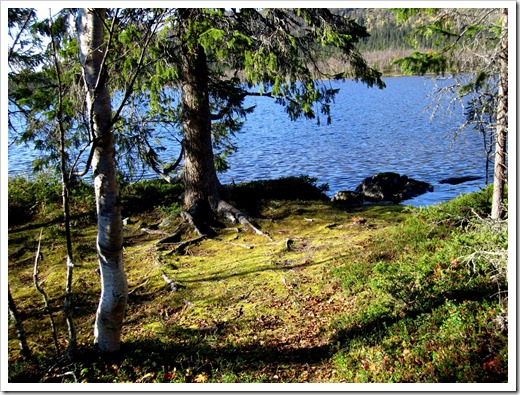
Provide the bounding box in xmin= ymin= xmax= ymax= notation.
xmin=9 ymin=176 xmax=506 ymax=383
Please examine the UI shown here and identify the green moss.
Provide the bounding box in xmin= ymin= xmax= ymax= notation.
xmin=7 ymin=178 xmax=507 ymax=383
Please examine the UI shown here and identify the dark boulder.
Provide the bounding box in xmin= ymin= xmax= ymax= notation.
xmin=355 ymin=172 xmax=433 ymax=203
xmin=439 ymin=175 xmax=482 ymax=185
xmin=331 ymin=190 xmax=364 ymax=206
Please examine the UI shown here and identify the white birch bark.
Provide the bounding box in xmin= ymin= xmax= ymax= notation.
xmin=77 ymin=8 xmax=128 ymax=353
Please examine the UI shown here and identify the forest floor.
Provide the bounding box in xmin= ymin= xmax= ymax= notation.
xmin=7 ymin=176 xmax=509 ymax=384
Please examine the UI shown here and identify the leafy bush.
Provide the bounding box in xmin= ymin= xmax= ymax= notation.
xmin=223 ymin=175 xmax=330 ymax=215
xmin=8 ymin=172 xmax=63 ymax=226
xmin=416 ymin=184 xmax=507 ymax=227
xmin=8 ymin=172 xmax=95 ymax=226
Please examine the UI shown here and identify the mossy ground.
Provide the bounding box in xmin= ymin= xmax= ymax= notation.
xmin=7 ymin=177 xmax=507 ymax=383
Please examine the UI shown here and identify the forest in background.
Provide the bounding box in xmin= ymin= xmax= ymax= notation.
xmin=336 ymin=9 xmax=500 ymax=75
xmin=346 ymin=8 xmax=423 ymax=74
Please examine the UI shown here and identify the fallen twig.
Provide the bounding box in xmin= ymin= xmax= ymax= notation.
xmin=128 ymin=277 xmax=152 ymax=296
xmin=8 ymin=287 xmax=32 ymax=360
xmin=53 ymin=371 xmax=78 ymax=383
xmin=223 ymin=227 xmax=240 ymax=233
xmin=225 ymin=242 xmax=253 ymax=250
xmin=324 ymin=223 xmax=339 ymax=229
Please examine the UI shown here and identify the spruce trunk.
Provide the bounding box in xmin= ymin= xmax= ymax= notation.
xmin=180 ymin=42 xmax=221 ymax=212
xmin=77 ymin=8 xmax=127 ymax=353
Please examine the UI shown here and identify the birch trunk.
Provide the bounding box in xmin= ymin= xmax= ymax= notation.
xmin=491 ymin=8 xmax=508 ymax=220
xmin=77 ymin=8 xmax=128 ymax=353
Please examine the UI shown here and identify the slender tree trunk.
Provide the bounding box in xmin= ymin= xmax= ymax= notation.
xmin=77 ymin=8 xmax=128 ymax=353
xmin=8 ymin=287 xmax=32 ymax=360
xmin=491 ymin=8 xmax=508 ymax=220
xmin=50 ymin=14 xmax=76 ymax=358
xmin=33 ymin=229 xmax=60 ymax=356
xmin=60 ymin=143 xmax=76 ymax=359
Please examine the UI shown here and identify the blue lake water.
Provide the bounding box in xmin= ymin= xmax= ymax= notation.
xmin=8 ymin=76 xmax=490 ymax=207
xmin=219 ymin=76 xmax=489 ymax=206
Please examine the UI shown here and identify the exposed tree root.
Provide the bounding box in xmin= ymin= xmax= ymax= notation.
xmin=154 ymin=198 xmax=272 ymax=257
xmin=141 ymin=227 xmax=169 ymax=236
xmin=215 ymin=199 xmax=273 ymax=242
xmin=156 ymin=227 xmax=182 ymax=245
xmin=180 ymin=210 xmax=208 ymax=237
xmin=175 ymin=235 xmax=207 ymax=254
xmin=156 ymin=232 xmax=182 ymax=245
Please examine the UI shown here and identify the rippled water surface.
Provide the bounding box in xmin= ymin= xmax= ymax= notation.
xmin=8 ymin=76 xmax=489 ymax=206
xmin=218 ymin=76 xmax=488 ymax=206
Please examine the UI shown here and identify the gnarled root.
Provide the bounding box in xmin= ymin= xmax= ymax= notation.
xmin=180 ymin=210 xmax=207 ymax=237
xmin=156 ymin=198 xmax=272 ymax=257
xmin=215 ymin=199 xmax=273 ymax=242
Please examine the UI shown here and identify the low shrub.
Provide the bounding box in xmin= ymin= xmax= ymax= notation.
xmin=331 ymin=186 xmax=508 ymax=382
xmin=416 ymin=184 xmax=507 ymax=228
xmin=119 ymin=178 xmax=184 ymax=216
xmin=223 ymin=175 xmax=330 ymax=215
xmin=8 ymin=172 xmax=63 ymax=226
xmin=8 ymin=171 xmax=96 ymax=226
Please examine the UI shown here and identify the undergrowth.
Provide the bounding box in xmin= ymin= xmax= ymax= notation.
xmin=7 ymin=176 xmax=508 ymax=384
xmin=330 ymin=185 xmax=508 ymax=382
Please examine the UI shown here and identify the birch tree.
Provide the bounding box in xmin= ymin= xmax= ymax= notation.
xmin=490 ymin=8 xmax=507 ymax=220
xmin=10 ymin=7 xmax=167 ymax=354
xmin=77 ymin=8 xmax=127 ymax=353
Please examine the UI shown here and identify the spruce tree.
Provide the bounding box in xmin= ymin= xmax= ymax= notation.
xmin=141 ymin=8 xmax=385 ymax=232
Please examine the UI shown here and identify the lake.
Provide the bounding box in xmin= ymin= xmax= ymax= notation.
xmin=8 ymin=76 xmax=489 ymax=207
xmin=219 ymin=76 xmax=489 ymax=206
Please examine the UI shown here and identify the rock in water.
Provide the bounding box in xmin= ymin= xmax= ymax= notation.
xmin=439 ymin=175 xmax=482 ymax=185
xmin=355 ymin=172 xmax=433 ymax=203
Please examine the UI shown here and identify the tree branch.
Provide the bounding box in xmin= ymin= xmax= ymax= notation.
xmin=32 ymin=229 xmax=60 ymax=356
